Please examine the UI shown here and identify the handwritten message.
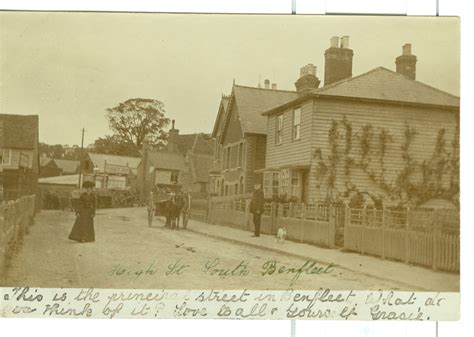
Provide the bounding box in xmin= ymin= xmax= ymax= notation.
xmin=0 ymin=287 xmax=459 ymax=320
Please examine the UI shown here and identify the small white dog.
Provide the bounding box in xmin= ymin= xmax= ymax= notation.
xmin=277 ymin=227 xmax=287 ymax=243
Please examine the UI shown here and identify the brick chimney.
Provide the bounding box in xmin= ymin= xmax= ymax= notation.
xmin=395 ymin=43 xmax=417 ymax=80
xmin=167 ymin=119 xmax=180 ymax=152
xmin=324 ymin=36 xmax=354 ymax=86
xmin=294 ymin=63 xmax=320 ymax=94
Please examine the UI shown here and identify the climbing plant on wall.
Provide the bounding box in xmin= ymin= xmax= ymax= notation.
xmin=312 ymin=116 xmax=459 ymax=206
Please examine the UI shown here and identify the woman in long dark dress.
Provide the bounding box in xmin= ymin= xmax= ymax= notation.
xmin=69 ymin=181 xmax=97 ymax=243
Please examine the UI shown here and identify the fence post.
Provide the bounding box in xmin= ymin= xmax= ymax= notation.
xmin=328 ymin=204 xmax=336 ymax=248
xmin=361 ymin=205 xmax=367 ymax=255
xmin=344 ymin=205 xmax=350 ymax=250
xmin=245 ymin=199 xmax=251 ymax=231
xmin=432 ymin=210 xmax=440 ymax=271
xmin=381 ymin=207 xmax=386 ymax=260
xmin=0 ymin=207 xmax=6 ymax=283
xmin=405 ymin=207 xmax=410 ymax=264
xmin=299 ymin=203 xmax=305 ymax=243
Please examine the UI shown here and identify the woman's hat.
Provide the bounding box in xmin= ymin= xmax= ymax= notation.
xmin=82 ymin=180 xmax=96 ymax=188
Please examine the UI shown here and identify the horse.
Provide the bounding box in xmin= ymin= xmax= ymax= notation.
xmin=157 ymin=195 xmax=185 ymax=230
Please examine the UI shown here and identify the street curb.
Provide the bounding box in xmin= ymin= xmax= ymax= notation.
xmin=186 ymin=226 xmax=427 ymax=291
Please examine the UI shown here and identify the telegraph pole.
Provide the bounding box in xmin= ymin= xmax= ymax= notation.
xmin=77 ymin=128 xmax=85 ymax=188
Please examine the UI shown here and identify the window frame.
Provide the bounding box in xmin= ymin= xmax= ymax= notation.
xmin=275 ymin=114 xmax=284 ymax=145
xmin=293 ymin=107 xmax=301 ymax=141
xmin=1 ymin=149 xmax=12 ymax=165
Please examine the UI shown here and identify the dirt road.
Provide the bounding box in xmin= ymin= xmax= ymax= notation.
xmin=4 ymin=208 xmax=416 ymax=290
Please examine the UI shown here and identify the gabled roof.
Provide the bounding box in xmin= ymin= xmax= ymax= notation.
xmin=172 ymin=134 xmax=197 ymax=154
xmin=40 ymin=157 xmax=55 ymax=167
xmin=313 ymin=67 xmax=459 ymax=107
xmin=54 ymin=159 xmax=80 ymax=174
xmin=191 ymin=133 xmax=214 ymax=155
xmin=87 ymin=153 xmax=141 ymax=174
xmin=230 ymin=85 xmax=299 ymax=135
xmin=190 ymin=154 xmax=213 ymax=183
xmin=147 ymin=151 xmax=186 ymax=171
xmin=211 ymin=95 xmax=231 ymax=138
xmin=0 ymin=114 xmax=39 ymax=149
xmin=264 ymin=67 xmax=459 ymax=116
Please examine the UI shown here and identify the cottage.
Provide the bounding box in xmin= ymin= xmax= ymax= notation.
xmin=261 ymin=38 xmax=460 ymax=206
xmin=0 ymin=114 xmax=39 ymax=201
xmin=210 ymin=83 xmax=299 ymax=197
xmin=40 ymin=157 xmax=80 ymax=177
xmin=138 ymin=121 xmax=215 ymax=199
xmin=83 ymin=152 xmax=141 ymax=190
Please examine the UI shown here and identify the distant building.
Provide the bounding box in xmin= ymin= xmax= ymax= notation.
xmin=138 ymin=121 xmax=215 ymax=200
xmin=0 ymin=114 xmax=40 ymax=201
xmin=83 ymin=152 xmax=141 ymax=190
xmin=40 ymin=157 xmax=80 ymax=177
xmin=210 ymin=82 xmax=299 ymax=197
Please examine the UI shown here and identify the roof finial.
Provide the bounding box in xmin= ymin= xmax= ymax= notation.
xmin=233 ymin=78 xmax=235 ymax=86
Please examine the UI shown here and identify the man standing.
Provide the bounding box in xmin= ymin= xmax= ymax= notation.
xmin=249 ymin=183 xmax=265 ymax=237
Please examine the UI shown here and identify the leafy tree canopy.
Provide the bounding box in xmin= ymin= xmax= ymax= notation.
xmin=106 ymin=98 xmax=170 ymax=148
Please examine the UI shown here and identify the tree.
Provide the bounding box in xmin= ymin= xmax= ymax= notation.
xmin=93 ymin=135 xmax=141 ymax=157
xmin=106 ymin=98 xmax=170 ymax=148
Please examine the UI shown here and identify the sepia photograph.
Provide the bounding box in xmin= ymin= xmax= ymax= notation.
xmin=0 ymin=12 xmax=460 ymax=319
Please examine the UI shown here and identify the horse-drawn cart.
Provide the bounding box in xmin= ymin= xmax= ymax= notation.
xmin=147 ymin=185 xmax=190 ymax=229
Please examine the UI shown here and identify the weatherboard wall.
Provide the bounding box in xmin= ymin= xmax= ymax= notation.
xmin=307 ymin=98 xmax=458 ymax=203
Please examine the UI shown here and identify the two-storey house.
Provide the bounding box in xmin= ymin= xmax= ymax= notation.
xmin=261 ymin=38 xmax=460 ymax=206
xmin=211 ymin=83 xmax=299 ymax=197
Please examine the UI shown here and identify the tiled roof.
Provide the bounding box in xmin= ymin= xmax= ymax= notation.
xmin=233 ymin=85 xmax=299 ymax=134
xmin=211 ymin=95 xmax=231 ymax=137
xmin=147 ymin=151 xmax=186 ymax=171
xmin=313 ymin=67 xmax=460 ymax=107
xmin=0 ymin=114 xmax=38 ymax=149
xmin=172 ymin=134 xmax=197 ymax=153
xmin=192 ymin=134 xmax=214 ymax=155
xmin=191 ymin=154 xmax=213 ymax=182
xmin=40 ymin=157 xmax=54 ymax=166
xmin=39 ymin=174 xmax=79 ymax=186
xmin=87 ymin=153 xmax=141 ymax=174
xmin=54 ymin=159 xmax=80 ymax=174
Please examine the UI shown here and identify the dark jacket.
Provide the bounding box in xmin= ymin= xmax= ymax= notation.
xmin=250 ymin=188 xmax=265 ymax=214
xmin=79 ymin=192 xmax=97 ymax=216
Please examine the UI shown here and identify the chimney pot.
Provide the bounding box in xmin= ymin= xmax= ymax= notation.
xmin=271 ymin=83 xmax=277 ymax=90
xmin=330 ymin=36 xmax=339 ymax=48
xmin=172 ymin=119 xmax=175 ymax=129
xmin=324 ymin=36 xmax=354 ymax=86
xmin=402 ymin=43 xmax=412 ymax=55
xmin=340 ymin=36 xmax=350 ymax=49
xmin=295 ymin=64 xmax=320 ymax=93
xmin=264 ymin=79 xmax=270 ymax=89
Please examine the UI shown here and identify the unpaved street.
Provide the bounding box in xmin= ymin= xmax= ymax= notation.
xmin=4 ymin=208 xmax=416 ymax=290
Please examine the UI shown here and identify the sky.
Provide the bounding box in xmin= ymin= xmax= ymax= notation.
xmin=0 ymin=13 xmax=459 ymax=146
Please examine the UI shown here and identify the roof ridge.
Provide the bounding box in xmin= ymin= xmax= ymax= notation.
xmin=382 ymin=67 xmax=460 ymax=99
xmin=315 ymin=66 xmax=459 ymax=99
xmin=314 ymin=67 xmax=385 ymax=93
xmin=89 ymin=152 xmax=140 ymax=159
xmin=234 ymin=84 xmax=297 ymax=94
